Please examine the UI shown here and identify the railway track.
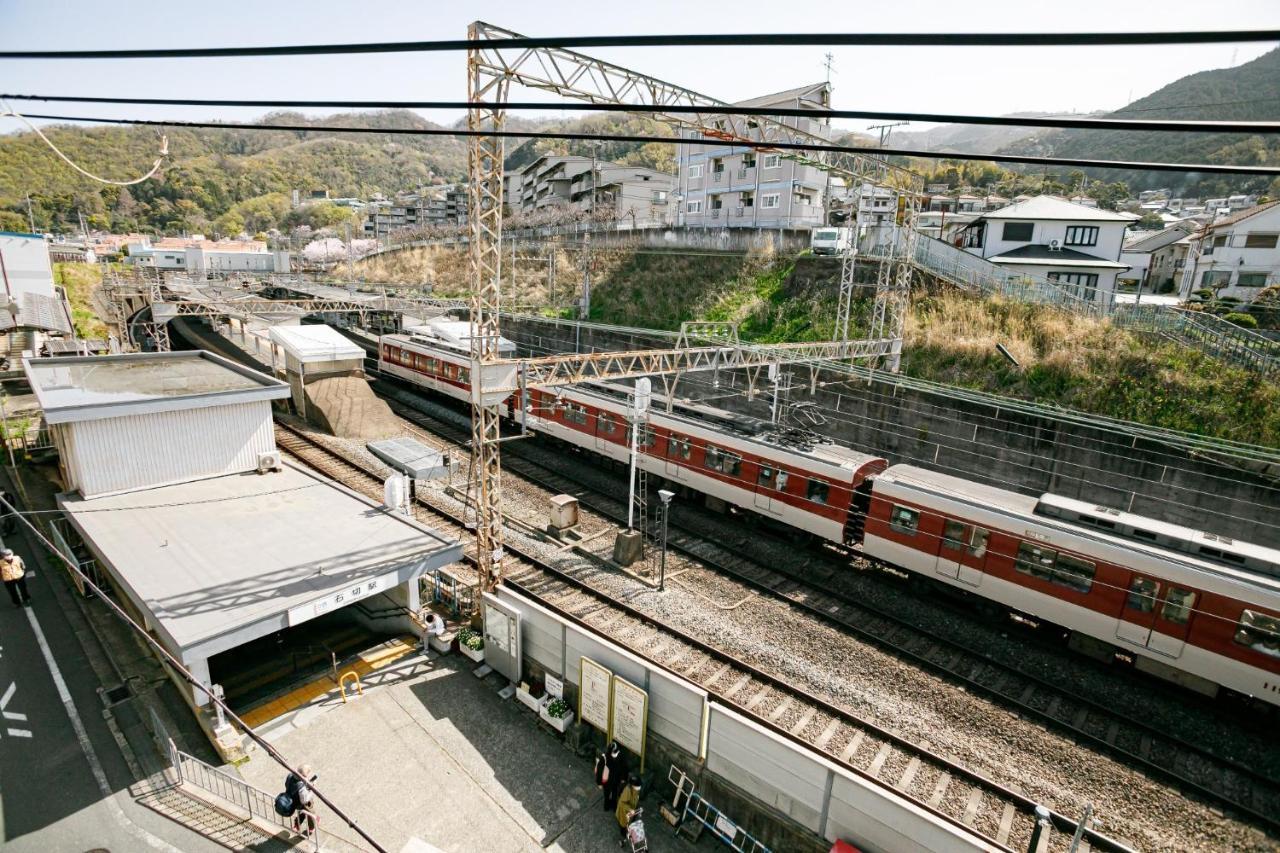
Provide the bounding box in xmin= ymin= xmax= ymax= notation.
xmin=272 ymin=417 xmax=1130 ymax=853
xmin=372 ymin=383 xmax=1280 ymax=841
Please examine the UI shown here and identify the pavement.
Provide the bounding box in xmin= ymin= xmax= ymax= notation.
xmin=238 ymin=651 xmax=694 ymax=853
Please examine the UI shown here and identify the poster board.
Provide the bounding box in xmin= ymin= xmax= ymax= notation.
xmin=578 ymin=656 xmax=612 ymax=733
xmin=609 ymin=675 xmax=649 ymax=769
xmin=481 ymin=593 xmax=522 ymax=684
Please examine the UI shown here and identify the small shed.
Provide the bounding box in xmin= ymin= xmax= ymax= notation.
xmin=268 ymin=324 xmax=366 ymax=412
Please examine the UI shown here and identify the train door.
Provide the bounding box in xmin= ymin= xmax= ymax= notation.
xmin=754 ymin=465 xmax=777 ymax=512
xmin=666 ymin=435 xmax=689 ymax=480
xmin=934 ymin=519 xmax=986 ymax=587
xmin=594 ymin=412 xmax=610 ymax=452
xmin=1118 ymin=579 xmax=1197 ymax=658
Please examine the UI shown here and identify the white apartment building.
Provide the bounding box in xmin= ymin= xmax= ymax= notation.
xmin=1180 ymin=200 xmax=1280 ymax=299
xmin=1119 ymin=224 xmax=1192 ymax=292
xmin=959 ymin=196 xmax=1133 ymax=303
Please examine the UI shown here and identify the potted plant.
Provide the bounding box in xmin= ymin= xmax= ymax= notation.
xmin=516 ymin=678 xmax=544 ymax=712
xmin=457 ymin=628 xmax=485 ymax=663
xmin=539 ymin=696 xmax=575 ymax=733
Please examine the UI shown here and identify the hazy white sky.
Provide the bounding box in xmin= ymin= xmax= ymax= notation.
xmin=1 ymin=0 xmax=1278 ymax=140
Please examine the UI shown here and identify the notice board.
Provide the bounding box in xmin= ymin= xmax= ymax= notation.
xmin=579 ymin=656 xmax=612 ymax=733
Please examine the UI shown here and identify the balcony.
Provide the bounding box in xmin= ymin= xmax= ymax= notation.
xmin=710 ymin=208 xmax=722 ymax=220
xmin=737 ymin=167 xmax=752 ymax=180
xmin=712 ymin=170 xmax=725 ymax=184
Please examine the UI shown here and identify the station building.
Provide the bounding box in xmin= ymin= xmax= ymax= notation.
xmin=24 ymin=350 xmax=462 ymax=749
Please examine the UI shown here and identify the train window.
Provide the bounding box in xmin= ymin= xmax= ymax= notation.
xmin=425 ymin=357 xmax=438 ymax=373
xmin=565 ymin=404 xmax=588 ymax=425
xmin=642 ymin=426 xmax=659 ymax=450
xmin=1131 ymin=528 xmax=1157 ymax=541
xmin=1161 ymin=588 xmax=1196 ymax=625
xmin=758 ymin=466 xmax=775 ymax=487
xmin=1234 ymin=610 xmax=1280 ymax=658
xmin=382 ymin=345 xmax=394 ymax=360
xmin=704 ymin=448 xmax=741 ymax=476
xmin=600 ymin=414 xmax=618 ymax=435
xmin=668 ymin=437 xmax=692 ymax=460
xmin=889 ymin=505 xmax=918 ymax=535
xmin=968 ymin=527 xmax=989 ymax=558
xmin=942 ymin=520 xmax=969 ymax=551
xmin=1015 ymin=542 xmax=1057 ymax=581
xmin=807 ymin=479 xmax=829 ymax=505
xmin=1053 ymin=554 xmax=1095 ymax=593
xmin=775 ymin=471 xmax=789 ymax=491
xmin=1125 ymin=577 xmax=1160 ymax=613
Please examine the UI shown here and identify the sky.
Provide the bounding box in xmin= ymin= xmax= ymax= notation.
xmin=1 ymin=0 xmax=1279 ymax=140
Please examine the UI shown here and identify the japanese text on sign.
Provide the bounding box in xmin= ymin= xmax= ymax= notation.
xmin=609 ymin=676 xmax=648 ymax=760
xmin=578 ymin=657 xmax=612 ymax=732
xmin=286 ymin=568 xmax=402 ymax=627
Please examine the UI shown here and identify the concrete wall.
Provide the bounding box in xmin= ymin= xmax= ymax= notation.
xmin=498 ymin=315 xmax=1279 ymax=548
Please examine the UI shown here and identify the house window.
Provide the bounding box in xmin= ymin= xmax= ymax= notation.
xmin=1244 ymin=232 xmax=1278 ymax=249
xmin=712 ymin=159 xmax=725 ymax=174
xmin=1047 ymin=272 xmax=1099 ymax=296
xmin=743 ymin=154 xmax=756 ymax=168
xmin=1237 ymin=272 xmax=1268 ymax=287
xmin=1201 ymin=270 xmax=1231 ymax=286
xmin=962 ymin=224 xmax=985 ymax=248
xmin=653 ymin=190 xmax=667 ymax=202
xmin=1002 ymin=222 xmax=1034 ymax=242
xmin=687 ymin=164 xmax=703 ymax=179
xmin=687 ymin=200 xmax=703 ymax=214
xmin=762 ymin=154 xmax=781 ymax=169
xmin=709 ymin=196 xmax=723 ymax=210
xmin=889 ymin=505 xmax=919 ymax=535
xmin=1234 ymin=609 xmax=1280 ymax=658
xmin=741 ymin=193 xmax=754 ymax=208
xmin=806 ymin=479 xmax=829 ymax=505
xmin=1064 ymin=225 xmax=1099 ymax=246
xmin=761 ymin=194 xmax=780 ymax=209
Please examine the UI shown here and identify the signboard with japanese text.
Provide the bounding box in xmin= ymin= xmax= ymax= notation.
xmin=578 ymin=657 xmax=612 ymax=733
xmin=545 ymin=674 xmax=564 ymax=700
xmin=609 ymin=675 xmax=648 ymax=768
xmin=286 ymin=568 xmax=403 ymax=627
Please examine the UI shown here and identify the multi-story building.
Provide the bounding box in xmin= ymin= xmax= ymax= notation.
xmin=675 ymin=82 xmax=833 ymax=231
xmin=123 ymin=237 xmax=290 ymax=274
xmin=1118 ymin=224 xmax=1192 ymax=292
xmin=958 ymin=195 xmax=1133 ymax=304
xmin=569 ymin=164 xmax=674 ymax=227
xmin=1180 ymin=200 xmax=1280 ymax=299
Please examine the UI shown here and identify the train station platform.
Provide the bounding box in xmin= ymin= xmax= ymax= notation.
xmin=57 ymin=460 xmax=464 ymax=755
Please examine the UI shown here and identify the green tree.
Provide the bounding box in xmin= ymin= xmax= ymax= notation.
xmin=1135 ymin=211 xmax=1165 ymax=230
xmin=0 ymin=210 xmax=28 ymax=231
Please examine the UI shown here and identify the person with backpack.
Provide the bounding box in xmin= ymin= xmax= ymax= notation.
xmin=1 ymin=549 xmax=30 ymax=608
xmin=274 ymin=764 xmax=318 ymax=836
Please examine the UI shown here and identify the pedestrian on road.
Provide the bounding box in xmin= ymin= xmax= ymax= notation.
xmin=601 ymin=739 xmax=628 ymax=812
xmin=286 ymin=764 xmax=318 ymax=836
xmin=1 ymin=548 xmax=30 ymax=608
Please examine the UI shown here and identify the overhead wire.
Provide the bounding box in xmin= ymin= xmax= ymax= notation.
xmin=6 ymin=94 xmax=1280 ymax=135
xmin=0 ymin=99 xmax=168 ymax=185
xmin=7 ymin=112 xmax=1280 ymax=176
xmin=1 ymin=28 xmax=1277 ymax=59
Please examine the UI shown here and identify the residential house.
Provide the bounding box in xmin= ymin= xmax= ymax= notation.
xmin=0 ymin=231 xmax=75 ymax=346
xmin=124 ymin=237 xmax=289 ymax=274
xmin=569 ymin=164 xmax=674 ymax=228
xmin=958 ymin=196 xmax=1133 ymax=304
xmin=1118 ymin=224 xmax=1192 ymax=292
xmin=1180 ymin=200 xmax=1280 ymax=299
xmin=676 ymin=82 xmax=833 ymax=231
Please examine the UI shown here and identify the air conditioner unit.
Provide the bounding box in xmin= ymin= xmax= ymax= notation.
xmin=1048 ymin=239 xmax=1063 ymax=251
xmin=256 ymin=450 xmax=283 ymax=474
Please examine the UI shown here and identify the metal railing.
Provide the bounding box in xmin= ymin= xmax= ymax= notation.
xmin=1111 ymin=304 xmax=1280 ymax=378
xmin=172 ymin=746 xmax=312 ymax=839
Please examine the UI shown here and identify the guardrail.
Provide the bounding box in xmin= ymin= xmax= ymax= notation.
xmin=173 ymin=748 xmax=299 ymax=834
xmin=1111 ymin=304 xmax=1280 ymax=378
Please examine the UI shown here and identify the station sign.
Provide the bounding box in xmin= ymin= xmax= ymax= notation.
xmin=286 ymin=568 xmax=404 ymax=627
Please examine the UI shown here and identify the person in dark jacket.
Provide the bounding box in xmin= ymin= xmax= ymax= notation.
xmin=601 ymin=740 xmax=629 ymax=812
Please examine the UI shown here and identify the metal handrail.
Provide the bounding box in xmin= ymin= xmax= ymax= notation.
xmin=174 ymin=750 xmax=296 ymax=833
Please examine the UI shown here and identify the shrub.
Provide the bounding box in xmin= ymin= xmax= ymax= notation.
xmin=1218 ymin=296 xmax=1242 ymax=304
xmin=1193 ymin=288 xmax=1215 ymax=300
xmin=1224 ymin=312 xmax=1260 ymax=329
xmin=457 ymin=628 xmax=484 ymax=651
xmin=545 ymin=698 xmax=570 ymax=719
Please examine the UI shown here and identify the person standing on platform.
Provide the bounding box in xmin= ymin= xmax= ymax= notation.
xmin=1 ymin=549 xmax=30 ymax=607
xmin=602 ymin=739 xmax=628 ymax=812
xmin=615 ymin=772 xmax=642 ymax=843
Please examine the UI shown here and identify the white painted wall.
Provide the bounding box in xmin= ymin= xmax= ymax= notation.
xmin=1186 ymin=204 xmax=1280 ymax=299
xmin=0 ymin=233 xmax=56 ymax=299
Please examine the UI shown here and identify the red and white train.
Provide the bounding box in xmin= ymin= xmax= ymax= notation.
xmin=378 ymin=326 xmax=1280 ymax=707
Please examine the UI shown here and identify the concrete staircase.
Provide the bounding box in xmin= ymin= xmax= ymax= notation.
xmin=303 ymin=375 xmax=401 ymax=440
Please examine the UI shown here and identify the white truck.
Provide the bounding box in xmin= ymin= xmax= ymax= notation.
xmin=809 ymin=227 xmax=852 ymax=256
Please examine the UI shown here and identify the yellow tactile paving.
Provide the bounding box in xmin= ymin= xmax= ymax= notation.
xmin=238 ymin=635 xmax=420 ymax=730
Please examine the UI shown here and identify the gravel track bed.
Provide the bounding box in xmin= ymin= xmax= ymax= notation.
xmin=290 ymin=410 xmax=1276 ymax=850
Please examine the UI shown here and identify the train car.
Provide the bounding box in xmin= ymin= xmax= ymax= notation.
xmin=378 ymin=323 xmax=517 ymax=407
xmin=863 ymin=464 xmax=1280 ymax=705
xmin=524 ymin=384 xmax=887 ymax=543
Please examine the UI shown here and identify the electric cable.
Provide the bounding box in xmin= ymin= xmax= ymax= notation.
xmin=1 ymin=28 xmax=1277 ymax=59
xmin=0 ymin=99 xmax=167 ymax=185
xmin=8 ymin=111 xmax=1280 ymax=176
xmin=6 ymin=93 xmax=1280 ymax=135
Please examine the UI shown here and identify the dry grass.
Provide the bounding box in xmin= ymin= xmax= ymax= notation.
xmin=353 ymin=246 xmax=576 ymax=309
xmin=52 ymin=262 xmax=109 ymax=339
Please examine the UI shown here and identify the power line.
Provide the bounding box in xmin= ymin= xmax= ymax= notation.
xmin=1 ymin=28 xmax=1278 ymax=60
xmin=9 ymin=111 xmax=1280 ymax=176
xmin=8 ymin=94 xmax=1280 ymax=135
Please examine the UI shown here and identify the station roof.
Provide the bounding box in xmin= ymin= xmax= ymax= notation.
xmin=24 ymin=351 xmax=289 ymax=425
xmin=269 ymin=324 xmax=365 ymax=364
xmin=58 ymin=461 xmax=464 ymax=657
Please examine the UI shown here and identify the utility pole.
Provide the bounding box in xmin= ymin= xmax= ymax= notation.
xmin=868 ymin=121 xmax=909 ymax=149
xmin=579 ymin=232 xmax=592 ymax=321
xmin=822 ymin=52 xmax=835 ymax=84
xmin=25 ymin=195 xmax=35 ymax=233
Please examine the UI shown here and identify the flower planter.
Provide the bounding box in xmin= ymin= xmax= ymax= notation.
xmin=428 ymin=633 xmax=453 ymax=655
xmin=516 ymin=687 xmax=544 ymax=713
xmin=460 ymin=643 xmax=485 ymax=663
xmin=539 ymin=697 xmax=574 ymax=733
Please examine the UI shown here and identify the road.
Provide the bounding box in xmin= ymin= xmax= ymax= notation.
xmin=0 ymin=494 xmax=225 ymax=852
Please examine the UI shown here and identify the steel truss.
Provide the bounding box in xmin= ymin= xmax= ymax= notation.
xmin=464 ymin=21 xmax=918 ymax=592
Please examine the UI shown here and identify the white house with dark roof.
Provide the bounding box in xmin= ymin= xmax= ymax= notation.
xmin=958 ymin=196 xmax=1133 ymax=304
xmin=1119 ymin=224 xmax=1193 ymax=293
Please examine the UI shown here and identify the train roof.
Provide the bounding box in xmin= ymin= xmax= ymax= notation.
xmin=878 ymin=464 xmax=1280 ymax=588
xmin=572 ymin=382 xmax=885 ymax=473
xmin=386 ymin=320 xmax=517 ymax=356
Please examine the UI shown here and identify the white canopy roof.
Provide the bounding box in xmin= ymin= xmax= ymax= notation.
xmin=269 ymin=324 xmax=364 ymax=364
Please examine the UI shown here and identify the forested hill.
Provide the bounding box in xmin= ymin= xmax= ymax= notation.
xmin=0 ymin=109 xmax=672 ymax=236
xmin=1000 ymin=47 xmax=1280 ymax=196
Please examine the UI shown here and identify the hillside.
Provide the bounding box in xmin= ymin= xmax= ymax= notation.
xmin=1000 ymin=47 xmax=1280 ymax=195
xmin=892 ymin=113 xmax=1065 ymax=155
xmin=0 ymin=110 xmax=673 ymax=236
